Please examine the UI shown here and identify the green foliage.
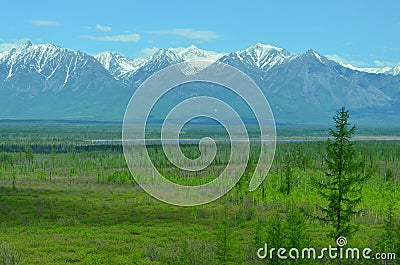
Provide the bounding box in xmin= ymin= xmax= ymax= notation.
xmin=106 ymin=169 xmax=135 ymax=184
xmin=0 ymin=244 xmax=20 ymax=265
xmin=178 ymin=240 xmax=216 ymax=265
xmin=256 ymin=208 xmax=310 ymax=264
xmin=25 ymin=146 xmax=34 ymax=165
xmin=376 ymin=195 xmax=400 ymax=263
xmin=0 ymin=122 xmax=398 ymax=264
xmin=265 ymin=214 xmax=286 ymax=264
xmin=286 ymin=207 xmax=309 ymax=249
xmin=315 ymin=107 xmax=367 ymax=241
xmin=385 ymin=168 xmax=394 ymax=183
xmin=280 ymin=153 xmax=294 ymax=195
xmin=216 ymin=202 xmax=232 ymax=263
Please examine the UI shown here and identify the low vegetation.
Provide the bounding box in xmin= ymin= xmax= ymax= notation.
xmin=0 ymin=121 xmax=398 ymax=264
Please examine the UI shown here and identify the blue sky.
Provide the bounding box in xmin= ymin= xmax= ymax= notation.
xmin=1 ymin=0 xmax=399 ymax=68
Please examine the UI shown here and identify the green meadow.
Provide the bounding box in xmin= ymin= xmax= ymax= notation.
xmin=0 ymin=122 xmax=398 ymax=264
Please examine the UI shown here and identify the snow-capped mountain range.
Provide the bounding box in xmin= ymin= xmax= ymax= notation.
xmin=0 ymin=41 xmax=399 ymax=123
xmin=326 ymin=57 xmax=400 ymax=76
xmin=1 ymin=41 xmax=397 ymax=86
xmin=91 ymin=42 xmax=399 ymax=79
xmin=0 ymin=41 xmax=119 ymax=93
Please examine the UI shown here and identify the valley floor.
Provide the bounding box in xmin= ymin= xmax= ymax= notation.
xmin=0 ymin=123 xmax=398 ymax=264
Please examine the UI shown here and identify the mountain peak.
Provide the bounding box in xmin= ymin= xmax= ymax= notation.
xmin=306 ymin=49 xmax=318 ymax=54
xmin=389 ymin=65 xmax=400 ymax=75
xmin=94 ymin=51 xmax=148 ymax=78
xmin=252 ymin=42 xmax=283 ymax=50
xmin=147 ymin=49 xmax=183 ymax=65
xmin=187 ymin=44 xmax=200 ymax=50
xmin=0 ymin=41 xmax=399 ymax=123
xmin=228 ymin=42 xmax=291 ymax=70
xmin=96 ymin=51 xmax=124 ymax=61
xmin=20 ymin=41 xmax=60 ymax=50
xmin=22 ymin=40 xmax=33 ymax=48
xmin=302 ymin=49 xmax=326 ymax=63
xmin=169 ymin=45 xmax=224 ymax=62
xmin=97 ymin=51 xmax=114 ymax=56
xmin=15 ymin=41 xmax=74 ymax=57
xmin=153 ymin=48 xmax=176 ymax=57
xmin=326 ymin=55 xmax=400 ymax=75
xmin=154 ymin=48 xmax=166 ymax=54
xmin=245 ymin=43 xmax=290 ymax=55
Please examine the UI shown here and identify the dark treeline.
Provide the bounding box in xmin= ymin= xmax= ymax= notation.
xmin=0 ymin=142 xmax=122 ymax=154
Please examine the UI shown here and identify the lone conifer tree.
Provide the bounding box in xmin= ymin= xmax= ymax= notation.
xmin=316 ymin=107 xmax=366 ymax=252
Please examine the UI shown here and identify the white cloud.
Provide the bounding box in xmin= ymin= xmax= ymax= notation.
xmin=32 ymin=20 xmax=60 ymax=27
xmin=0 ymin=38 xmax=31 ymax=52
xmin=138 ymin=47 xmax=159 ymax=57
xmin=373 ymin=60 xmax=400 ymax=68
xmin=95 ymin=24 xmax=112 ymax=32
xmin=151 ymin=28 xmax=219 ymax=41
xmin=81 ymin=33 xmax=140 ymax=42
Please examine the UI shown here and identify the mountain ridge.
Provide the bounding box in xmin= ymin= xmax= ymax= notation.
xmin=0 ymin=41 xmax=399 ymax=124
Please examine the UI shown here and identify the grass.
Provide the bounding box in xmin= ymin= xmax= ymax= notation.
xmin=0 ymin=174 xmax=398 ymax=264
xmin=0 ymin=122 xmax=399 ymax=264
xmin=0 ymin=177 xmax=224 ymax=264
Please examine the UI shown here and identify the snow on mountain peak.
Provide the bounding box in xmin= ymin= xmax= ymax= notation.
xmin=347 ymin=65 xmax=392 ymax=75
xmin=151 ymin=49 xmax=183 ymax=63
xmin=94 ymin=51 xmax=117 ymax=71
xmin=21 ymin=40 xmax=33 ymax=48
xmin=169 ymin=45 xmax=224 ymax=62
xmin=94 ymin=51 xmax=148 ymax=79
xmin=18 ymin=41 xmax=60 ymax=52
xmin=4 ymin=41 xmax=398 ymax=88
xmin=249 ymin=43 xmax=288 ymax=54
xmin=326 ymin=55 xmax=400 ymax=76
xmin=10 ymin=41 xmax=87 ymax=63
xmin=0 ymin=51 xmax=7 ymax=62
xmin=303 ymin=49 xmax=326 ymax=63
xmin=386 ymin=65 xmax=400 ymax=76
xmin=0 ymin=41 xmax=99 ymax=86
xmin=236 ymin=43 xmax=291 ymax=70
xmin=131 ymin=49 xmax=184 ymax=73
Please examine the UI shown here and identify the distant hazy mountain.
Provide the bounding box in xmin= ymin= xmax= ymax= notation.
xmin=327 ymin=57 xmax=400 ymax=76
xmin=0 ymin=41 xmax=399 ymax=124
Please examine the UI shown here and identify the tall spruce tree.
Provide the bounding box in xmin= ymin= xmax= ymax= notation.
xmin=316 ymin=107 xmax=366 ymax=250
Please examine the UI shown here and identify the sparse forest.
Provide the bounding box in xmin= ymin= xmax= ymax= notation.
xmin=0 ymin=121 xmax=399 ymax=264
